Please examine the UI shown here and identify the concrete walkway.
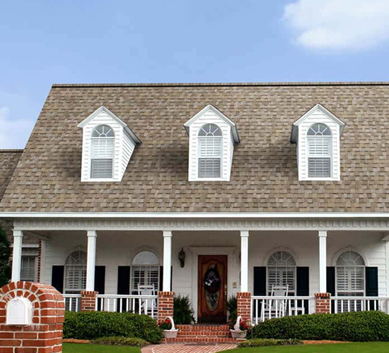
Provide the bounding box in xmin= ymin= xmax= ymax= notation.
xmin=142 ymin=343 xmax=237 ymax=353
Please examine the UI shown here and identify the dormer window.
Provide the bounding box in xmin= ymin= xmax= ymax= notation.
xmin=184 ymin=105 xmax=240 ymax=181
xmin=78 ymin=106 xmax=141 ymax=182
xmin=91 ymin=125 xmax=115 ymax=179
xmin=198 ymin=124 xmax=222 ymax=178
xmin=307 ymin=123 xmax=332 ymax=178
xmin=291 ymin=104 xmax=345 ymax=181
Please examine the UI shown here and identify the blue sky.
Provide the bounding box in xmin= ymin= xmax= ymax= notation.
xmin=2 ymin=0 xmax=389 ymax=148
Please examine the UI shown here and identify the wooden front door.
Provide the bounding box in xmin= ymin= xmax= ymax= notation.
xmin=198 ymin=255 xmax=227 ymax=323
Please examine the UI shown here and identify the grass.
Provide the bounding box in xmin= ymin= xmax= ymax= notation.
xmin=63 ymin=343 xmax=141 ymax=353
xmin=220 ymin=342 xmax=389 ymax=353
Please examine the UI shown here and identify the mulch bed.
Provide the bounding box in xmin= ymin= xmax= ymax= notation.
xmin=63 ymin=339 xmax=92 ymax=344
xmin=302 ymin=340 xmax=350 ymax=344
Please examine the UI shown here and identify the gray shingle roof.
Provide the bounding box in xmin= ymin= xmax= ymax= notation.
xmin=0 ymin=150 xmax=23 ymax=207
xmin=1 ymin=82 xmax=389 ymax=213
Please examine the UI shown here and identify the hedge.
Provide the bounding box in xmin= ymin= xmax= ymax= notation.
xmin=252 ymin=311 xmax=389 ymax=342
xmin=92 ymin=337 xmax=147 ymax=347
xmin=238 ymin=339 xmax=302 ymax=347
xmin=64 ymin=312 xmax=162 ymax=343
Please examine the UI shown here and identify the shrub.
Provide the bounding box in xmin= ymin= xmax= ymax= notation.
xmin=252 ymin=311 xmax=389 ymax=342
xmin=64 ymin=311 xmax=162 ymax=343
xmin=227 ymin=295 xmax=237 ymax=324
xmin=159 ymin=317 xmax=172 ymax=330
xmin=92 ymin=337 xmax=147 ymax=347
xmin=238 ymin=338 xmax=303 ymax=347
xmin=173 ymin=295 xmax=195 ymax=324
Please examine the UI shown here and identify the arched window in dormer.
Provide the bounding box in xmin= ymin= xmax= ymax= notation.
xmin=307 ymin=123 xmax=332 ymax=178
xmin=91 ymin=125 xmax=114 ymax=179
xmin=198 ymin=123 xmax=222 ymax=178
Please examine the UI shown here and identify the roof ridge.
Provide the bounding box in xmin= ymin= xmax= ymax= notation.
xmin=52 ymin=81 xmax=389 ymax=88
xmin=0 ymin=149 xmax=24 ymax=153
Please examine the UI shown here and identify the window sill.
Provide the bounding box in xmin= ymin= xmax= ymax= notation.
xmin=82 ymin=178 xmax=119 ymax=182
xmin=190 ymin=178 xmax=228 ymax=182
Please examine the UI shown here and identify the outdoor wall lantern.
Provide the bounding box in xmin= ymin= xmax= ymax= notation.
xmin=178 ymin=248 xmax=186 ymax=268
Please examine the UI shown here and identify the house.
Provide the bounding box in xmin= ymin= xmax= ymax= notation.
xmin=1 ymin=82 xmax=389 ymax=325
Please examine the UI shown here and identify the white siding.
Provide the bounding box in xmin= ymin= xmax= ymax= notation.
xmin=80 ymin=110 xmax=135 ymax=182
xmin=297 ymin=109 xmax=341 ymax=181
xmin=188 ymin=110 xmax=234 ymax=181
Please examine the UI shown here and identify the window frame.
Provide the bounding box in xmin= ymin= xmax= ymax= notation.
xmin=20 ymin=255 xmax=38 ymax=282
xmin=64 ymin=250 xmax=87 ymax=294
xmin=306 ymin=123 xmax=333 ymax=180
xmin=266 ymin=251 xmax=297 ymax=296
xmin=196 ymin=124 xmax=223 ymax=180
xmin=335 ymin=251 xmax=366 ymax=297
xmin=90 ymin=124 xmax=115 ymax=181
xmin=131 ymin=251 xmax=160 ymax=294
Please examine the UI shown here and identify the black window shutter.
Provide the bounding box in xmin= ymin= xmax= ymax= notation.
xmin=253 ymin=267 xmax=266 ymax=295
xmin=366 ymin=267 xmax=378 ymax=297
xmin=326 ymin=267 xmax=336 ymax=295
xmin=51 ymin=266 xmax=64 ymax=293
xmin=159 ymin=266 xmax=173 ymax=292
xmin=94 ymin=266 xmax=105 ymax=294
xmin=117 ymin=266 xmax=131 ymax=295
xmin=297 ymin=267 xmax=309 ymax=296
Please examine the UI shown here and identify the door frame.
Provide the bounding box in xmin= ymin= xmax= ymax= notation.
xmin=188 ymin=247 xmax=238 ymax=321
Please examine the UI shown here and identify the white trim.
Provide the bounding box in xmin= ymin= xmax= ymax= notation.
xmin=4 ymin=212 xmax=389 ymax=219
xmin=78 ymin=106 xmax=141 ymax=144
xmin=331 ymin=247 xmax=369 ymax=267
xmin=184 ymin=105 xmax=240 ymax=144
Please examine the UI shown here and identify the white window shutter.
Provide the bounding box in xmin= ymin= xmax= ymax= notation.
xmin=198 ymin=137 xmax=222 ymax=178
xmin=91 ymin=138 xmax=114 ymax=178
xmin=307 ymin=136 xmax=332 ymax=178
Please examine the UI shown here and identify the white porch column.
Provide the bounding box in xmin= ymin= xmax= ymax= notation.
xmin=240 ymin=230 xmax=249 ymax=292
xmin=318 ymin=230 xmax=327 ymax=293
xmin=11 ymin=230 xmax=23 ymax=282
xmin=86 ymin=230 xmax=97 ymax=291
xmin=163 ymin=231 xmax=172 ymax=292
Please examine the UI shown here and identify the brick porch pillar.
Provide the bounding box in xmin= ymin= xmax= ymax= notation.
xmin=81 ymin=291 xmax=98 ymax=311
xmin=158 ymin=291 xmax=174 ymax=323
xmin=237 ymin=292 xmax=251 ymax=322
xmin=315 ymin=293 xmax=331 ymax=314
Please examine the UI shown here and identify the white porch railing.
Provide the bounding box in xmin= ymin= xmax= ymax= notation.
xmin=251 ymin=296 xmax=315 ymax=325
xmin=96 ymin=294 xmax=158 ymax=319
xmin=63 ymin=294 xmax=82 ymax=312
xmin=331 ymin=297 xmax=389 ymax=314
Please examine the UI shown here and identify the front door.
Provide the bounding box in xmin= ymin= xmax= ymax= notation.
xmin=198 ymin=255 xmax=227 ymax=323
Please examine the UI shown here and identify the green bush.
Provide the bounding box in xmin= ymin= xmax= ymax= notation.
xmin=238 ymin=338 xmax=303 ymax=347
xmin=227 ymin=295 xmax=237 ymax=324
xmin=92 ymin=337 xmax=147 ymax=347
xmin=64 ymin=311 xmax=162 ymax=343
xmin=174 ymin=295 xmax=195 ymax=324
xmin=252 ymin=311 xmax=389 ymax=342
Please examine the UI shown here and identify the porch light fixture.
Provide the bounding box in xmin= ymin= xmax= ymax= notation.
xmin=178 ymin=248 xmax=186 ymax=268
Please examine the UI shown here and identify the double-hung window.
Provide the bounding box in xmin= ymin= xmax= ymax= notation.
xmin=267 ymin=251 xmax=296 ymax=295
xmin=307 ymin=123 xmax=332 ymax=178
xmin=91 ymin=125 xmax=114 ymax=179
xmin=336 ymin=251 xmax=365 ymax=297
xmin=198 ymin=124 xmax=222 ymax=178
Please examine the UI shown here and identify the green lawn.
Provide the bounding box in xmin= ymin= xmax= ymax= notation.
xmin=220 ymin=342 xmax=389 ymax=353
xmin=63 ymin=343 xmax=141 ymax=353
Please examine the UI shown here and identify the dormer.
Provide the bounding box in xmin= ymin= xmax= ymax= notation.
xmin=78 ymin=106 xmax=141 ymax=182
xmin=184 ymin=105 xmax=240 ymax=181
xmin=291 ymin=104 xmax=345 ymax=181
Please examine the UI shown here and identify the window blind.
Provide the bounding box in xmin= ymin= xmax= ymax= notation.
xmin=337 ymin=266 xmax=365 ymax=294
xmin=131 ymin=266 xmax=159 ymax=293
xmin=91 ymin=137 xmax=114 ymax=178
xmin=307 ymin=136 xmax=331 ymax=178
xmin=20 ymin=256 xmax=37 ymax=282
xmin=198 ymin=137 xmax=221 ymax=178
xmin=268 ymin=267 xmax=296 ymax=293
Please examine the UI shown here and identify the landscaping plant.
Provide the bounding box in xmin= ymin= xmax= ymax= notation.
xmin=173 ymin=295 xmax=195 ymax=324
xmin=238 ymin=338 xmax=303 ymax=347
xmin=227 ymin=295 xmax=237 ymax=324
xmin=64 ymin=311 xmax=162 ymax=344
xmin=252 ymin=311 xmax=389 ymax=342
xmin=158 ymin=317 xmax=172 ymax=330
xmin=92 ymin=337 xmax=147 ymax=347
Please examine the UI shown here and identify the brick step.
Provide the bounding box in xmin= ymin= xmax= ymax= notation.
xmin=177 ymin=331 xmax=231 ymax=337
xmin=163 ymin=337 xmax=243 ymax=344
xmin=176 ymin=324 xmax=230 ymax=332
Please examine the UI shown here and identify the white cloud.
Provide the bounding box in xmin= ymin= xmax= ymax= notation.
xmin=283 ymin=0 xmax=389 ymax=51
xmin=0 ymin=89 xmax=38 ymax=149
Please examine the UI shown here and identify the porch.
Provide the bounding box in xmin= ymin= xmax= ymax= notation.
xmin=9 ymin=216 xmax=389 ymax=323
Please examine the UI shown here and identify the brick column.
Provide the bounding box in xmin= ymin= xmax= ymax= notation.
xmin=315 ymin=293 xmax=331 ymax=314
xmin=158 ymin=291 xmax=174 ymax=323
xmin=0 ymin=281 xmax=64 ymax=352
xmin=81 ymin=291 xmax=98 ymax=311
xmin=237 ymin=292 xmax=251 ymax=322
